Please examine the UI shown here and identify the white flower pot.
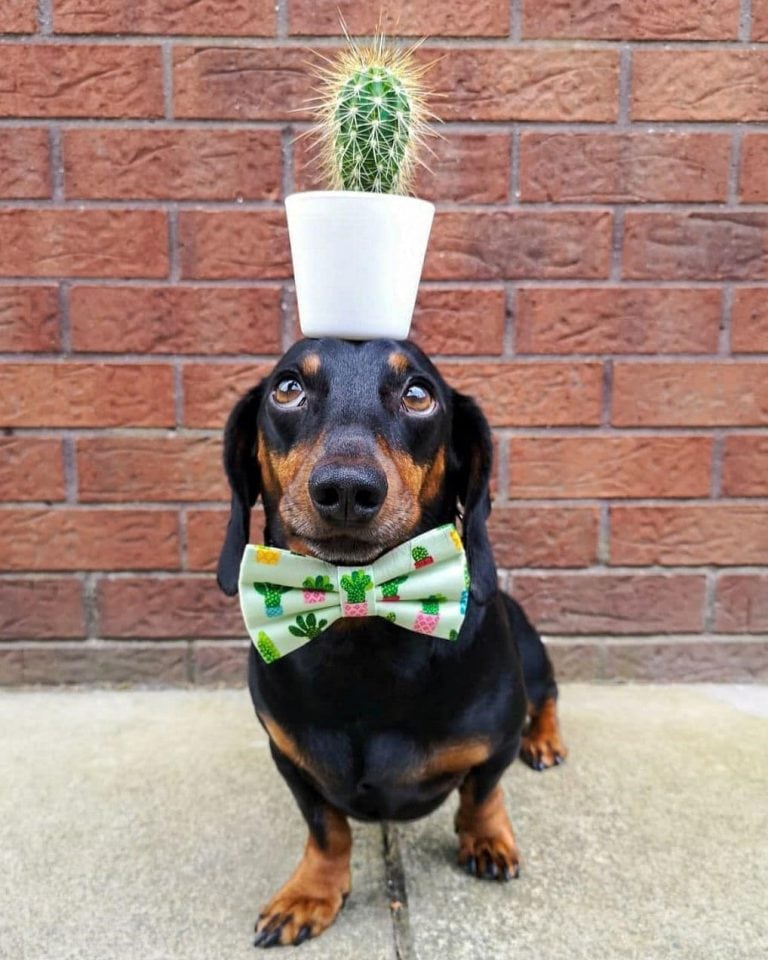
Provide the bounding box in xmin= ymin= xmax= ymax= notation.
xmin=285 ymin=191 xmax=435 ymax=340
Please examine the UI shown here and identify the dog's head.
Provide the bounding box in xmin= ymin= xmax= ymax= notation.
xmin=217 ymin=338 xmax=496 ymax=604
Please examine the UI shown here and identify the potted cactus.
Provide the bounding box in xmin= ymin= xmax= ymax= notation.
xmin=339 ymin=569 xmax=374 ymax=616
xmin=286 ymin=34 xmax=436 ymax=340
xmin=253 ymin=581 xmax=292 ymax=618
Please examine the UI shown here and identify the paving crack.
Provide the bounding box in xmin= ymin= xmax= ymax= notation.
xmin=382 ymin=822 xmax=418 ymax=960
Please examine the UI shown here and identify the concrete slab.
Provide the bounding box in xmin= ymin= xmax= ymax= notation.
xmin=0 ymin=690 xmax=394 ymax=960
xmin=397 ymin=684 xmax=768 ymax=959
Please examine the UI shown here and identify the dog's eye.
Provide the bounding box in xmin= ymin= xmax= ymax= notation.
xmin=272 ymin=377 xmax=305 ymax=407
xmin=402 ymin=382 xmax=436 ymax=415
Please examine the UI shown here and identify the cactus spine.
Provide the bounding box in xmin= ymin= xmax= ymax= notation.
xmin=309 ymin=33 xmax=434 ymax=195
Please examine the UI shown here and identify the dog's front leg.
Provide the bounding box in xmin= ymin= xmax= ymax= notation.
xmin=454 ymin=750 xmax=521 ymax=882
xmin=254 ymin=743 xmax=352 ymax=948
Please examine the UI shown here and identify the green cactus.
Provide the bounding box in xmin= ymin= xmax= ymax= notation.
xmin=380 ymin=573 xmax=408 ymax=601
xmin=288 ymin=612 xmax=328 ymax=640
xmin=256 ymin=630 xmax=280 ymax=664
xmin=309 ymin=34 xmax=434 ymax=195
xmin=340 ymin=570 xmax=373 ymax=604
xmin=421 ymin=594 xmax=446 ymax=615
xmin=302 ymin=575 xmax=333 ymax=591
xmin=253 ymin=581 xmax=292 ymax=617
xmin=411 ymin=544 xmax=433 ymax=568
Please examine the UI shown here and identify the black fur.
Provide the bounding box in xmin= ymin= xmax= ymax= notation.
xmin=218 ymin=338 xmax=559 ymax=836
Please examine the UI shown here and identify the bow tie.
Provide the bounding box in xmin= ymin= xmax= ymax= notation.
xmin=238 ymin=524 xmax=470 ymax=663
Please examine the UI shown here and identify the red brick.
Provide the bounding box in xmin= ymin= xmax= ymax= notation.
xmin=0 ymin=438 xmax=65 ymax=501
xmin=509 ymin=436 xmax=712 ymax=499
xmin=69 ymin=286 xmax=282 ymax=355
xmin=186 ymin=507 xmax=266 ymax=571
xmin=0 ymin=0 xmax=36 ymax=32
xmin=739 ymin=134 xmax=768 ymax=203
xmin=612 ymin=362 xmax=768 ymax=427
xmin=0 ymin=286 xmax=60 ymax=352
xmin=194 ymin=642 xmax=249 ymax=685
xmin=0 ymin=210 xmax=168 ymax=278
xmin=438 ymin=362 xmax=602 ymax=427
xmin=411 ymin=288 xmax=505 ymax=356
xmin=174 ymin=46 xmax=618 ymax=123
xmin=624 ymin=212 xmax=768 ymax=281
xmin=0 ymin=129 xmax=50 ymax=199
xmin=174 ymin=46 xmax=316 ymax=120
xmin=77 ymin=437 xmax=226 ymax=503
xmin=523 ymin=0 xmax=740 ymax=39
xmin=0 ymin=643 xmax=188 ymax=685
xmin=0 ymin=363 xmax=174 ymax=427
xmin=722 ymin=436 xmax=768 ymax=496
xmin=732 ymin=289 xmax=768 ymax=354
xmin=289 ymin=0 xmax=509 ymax=36
xmin=546 ymin=642 xmax=602 ymax=681
xmin=294 ymin=132 xmax=510 ymax=204
xmin=0 ymin=508 xmax=179 ymax=570
xmin=603 ymin=640 xmax=768 ymax=683
xmin=63 ymin=129 xmax=281 ymax=201
xmin=754 ymin=0 xmax=768 ymax=40
xmin=425 ymin=211 xmax=612 ymax=281
xmin=513 ymin=574 xmax=706 ymax=634
xmin=183 ymin=363 xmax=274 ymax=428
xmin=0 ymin=579 xmax=85 ymax=639
xmin=489 ymin=506 xmax=599 ymax=568
xmin=53 ymin=0 xmax=276 ymax=35
xmin=633 ymin=51 xmax=768 ymax=121
xmin=715 ymin=575 xmax=768 ymax=632
xmin=520 ymin=133 xmax=729 ymax=203
xmin=610 ymin=505 xmax=768 ymax=565
xmin=423 ymin=48 xmax=619 ymax=122
xmin=516 ymin=288 xmax=721 ymax=355
xmin=98 ymin=576 xmax=242 ymax=638
xmin=178 ymin=211 xmax=290 ymax=280
xmin=0 ymin=45 xmax=163 ymax=118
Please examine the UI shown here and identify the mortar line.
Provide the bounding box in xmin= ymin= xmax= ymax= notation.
xmin=510 ymin=0 xmax=522 ymax=41
xmin=37 ymin=0 xmax=52 ymax=34
xmin=509 ymin=125 xmax=520 ymax=205
xmin=49 ymin=127 xmax=64 ymax=200
xmin=728 ymin=129 xmax=743 ymax=204
xmin=503 ymin=284 xmax=516 ymax=357
xmin=57 ymin=280 xmax=71 ymax=353
xmin=739 ymin=0 xmax=753 ymax=42
xmin=711 ymin=432 xmax=725 ymax=498
xmin=382 ymin=823 xmax=418 ymax=960
xmin=162 ymin=42 xmax=174 ymax=120
xmin=61 ymin=434 xmax=78 ymax=503
xmin=276 ymin=0 xmax=290 ymax=39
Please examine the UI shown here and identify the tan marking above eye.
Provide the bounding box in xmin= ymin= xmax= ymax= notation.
xmin=300 ymin=353 xmax=321 ymax=376
xmin=388 ymin=351 xmax=409 ymax=374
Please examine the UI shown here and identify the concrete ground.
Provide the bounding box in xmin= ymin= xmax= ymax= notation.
xmin=1 ymin=685 xmax=766 ymax=960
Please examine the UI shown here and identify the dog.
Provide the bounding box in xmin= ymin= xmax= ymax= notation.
xmin=217 ymin=337 xmax=567 ymax=947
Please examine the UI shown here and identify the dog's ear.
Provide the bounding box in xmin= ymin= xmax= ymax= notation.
xmin=217 ymin=381 xmax=266 ymax=596
xmin=450 ymin=390 xmax=497 ymax=605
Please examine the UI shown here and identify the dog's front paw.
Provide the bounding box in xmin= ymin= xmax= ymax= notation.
xmin=254 ymin=881 xmax=349 ymax=948
xmin=520 ymin=697 xmax=568 ymax=771
xmin=458 ymin=832 xmax=520 ymax=882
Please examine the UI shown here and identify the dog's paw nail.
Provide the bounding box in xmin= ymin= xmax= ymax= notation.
xmin=293 ymin=925 xmax=312 ymax=946
xmin=484 ymin=859 xmax=497 ymax=880
xmin=463 ymin=856 xmax=476 ymax=875
xmin=261 ymin=928 xmax=283 ymax=949
xmin=502 ymin=865 xmax=512 ymax=881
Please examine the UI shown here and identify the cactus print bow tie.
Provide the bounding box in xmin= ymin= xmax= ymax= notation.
xmin=238 ymin=524 xmax=470 ymax=663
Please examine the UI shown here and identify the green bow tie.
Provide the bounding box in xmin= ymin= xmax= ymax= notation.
xmin=238 ymin=524 xmax=470 ymax=663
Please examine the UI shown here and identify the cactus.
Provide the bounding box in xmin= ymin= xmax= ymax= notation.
xmin=340 ymin=570 xmax=373 ymax=604
xmin=380 ymin=573 xmax=408 ymax=602
xmin=253 ymin=581 xmax=292 ymax=618
xmin=340 ymin=569 xmax=373 ymax=616
xmin=289 ymin=612 xmax=328 ymax=640
xmin=256 ymin=630 xmax=281 ymax=664
xmin=302 ymin=574 xmax=333 ymax=604
xmin=308 ymin=32 xmax=435 ymax=195
xmin=413 ymin=594 xmax=444 ymax=635
xmin=411 ymin=544 xmax=433 ymax=569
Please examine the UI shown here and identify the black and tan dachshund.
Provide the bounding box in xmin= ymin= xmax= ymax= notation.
xmin=217 ymin=337 xmax=567 ymax=947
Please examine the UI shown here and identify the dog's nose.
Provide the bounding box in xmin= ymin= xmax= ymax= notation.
xmin=308 ymin=463 xmax=388 ymax=524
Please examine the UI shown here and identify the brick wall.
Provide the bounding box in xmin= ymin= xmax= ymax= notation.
xmin=1 ymin=1 xmax=767 ymax=685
